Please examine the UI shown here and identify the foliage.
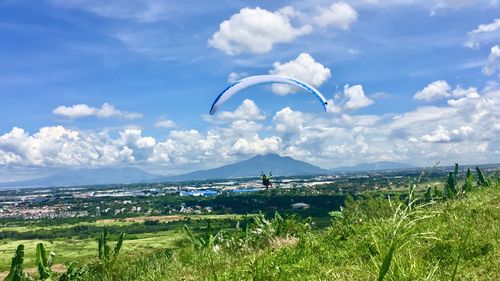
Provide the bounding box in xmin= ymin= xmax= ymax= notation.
xmin=461 ymin=168 xmax=474 ymax=193
xmin=35 ymin=243 xmax=55 ymax=281
xmin=98 ymin=228 xmax=124 ymax=261
xmin=183 ymin=222 xmax=221 ymax=251
xmin=5 ymin=245 xmax=27 ymax=281
xmin=57 ymin=263 xmax=87 ymax=281
xmin=476 ymin=166 xmax=490 ymax=187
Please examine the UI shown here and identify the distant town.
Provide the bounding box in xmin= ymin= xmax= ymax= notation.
xmin=3 ymin=164 xmax=497 ymax=221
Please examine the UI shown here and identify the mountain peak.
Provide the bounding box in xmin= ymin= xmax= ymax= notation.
xmin=251 ymin=153 xmax=284 ymax=159
xmin=0 ymin=167 xmax=162 ymax=188
xmin=166 ymin=154 xmax=327 ymax=182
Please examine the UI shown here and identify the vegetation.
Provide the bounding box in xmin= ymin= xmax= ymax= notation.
xmin=2 ymin=166 xmax=498 ymax=280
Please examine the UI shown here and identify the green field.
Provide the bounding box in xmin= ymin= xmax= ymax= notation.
xmin=0 ymin=230 xmax=183 ymax=273
xmin=0 ymin=214 xmax=245 ymax=272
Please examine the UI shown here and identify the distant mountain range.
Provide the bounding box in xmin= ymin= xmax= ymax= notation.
xmin=331 ymin=161 xmax=417 ymax=172
xmin=165 ymin=154 xmax=328 ymax=182
xmin=0 ymin=155 xmax=419 ymax=188
xmin=0 ymin=167 xmax=162 ymax=189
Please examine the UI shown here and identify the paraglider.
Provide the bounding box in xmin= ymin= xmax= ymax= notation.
xmin=261 ymin=171 xmax=273 ymax=189
xmin=209 ymin=75 xmax=328 ymax=114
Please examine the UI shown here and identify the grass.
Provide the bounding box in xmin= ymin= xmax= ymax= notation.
xmin=0 ymin=214 xmax=245 ymax=233
xmin=77 ymin=178 xmax=499 ymax=281
xmin=0 ymin=213 xmax=246 ymax=272
xmin=0 ymin=230 xmax=184 ymax=272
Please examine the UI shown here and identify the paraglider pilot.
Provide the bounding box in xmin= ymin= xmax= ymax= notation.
xmin=261 ymin=171 xmax=273 ymax=189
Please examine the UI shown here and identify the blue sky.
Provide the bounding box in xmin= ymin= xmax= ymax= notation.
xmin=0 ymin=0 xmax=499 ymax=181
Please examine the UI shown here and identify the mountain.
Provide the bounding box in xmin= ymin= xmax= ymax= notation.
xmin=0 ymin=167 xmax=162 ymax=188
xmin=165 ymin=154 xmax=328 ymax=182
xmin=331 ymin=161 xmax=417 ymax=172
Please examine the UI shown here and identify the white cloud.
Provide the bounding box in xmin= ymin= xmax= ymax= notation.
xmin=469 ymin=18 xmax=500 ymax=35
xmin=314 ymin=2 xmax=358 ymax=29
xmin=452 ymin=85 xmax=479 ymax=97
xmin=52 ymin=104 xmax=96 ymax=119
xmin=53 ymin=103 xmax=142 ymax=120
xmin=231 ymin=135 xmax=282 ymax=155
xmin=269 ymin=53 xmax=331 ymax=95
xmin=465 ymin=18 xmax=500 ymax=49
xmin=227 ymin=72 xmax=248 ymax=83
xmin=0 ymin=126 xmax=133 ymax=166
xmin=414 ymin=80 xmax=451 ymax=101
xmin=204 ymin=99 xmax=265 ymax=123
xmin=448 ymin=86 xmax=481 ymax=107
xmin=482 ymin=45 xmax=500 ymax=75
xmin=343 ymin=84 xmax=374 ymax=110
xmin=1 ymin=83 xmax=499 ymax=178
xmin=326 ymin=99 xmax=342 ymax=114
xmin=326 ymin=84 xmax=374 ymax=113
xmin=208 ymin=7 xmax=312 ymax=55
xmin=155 ymin=119 xmax=177 ymax=128
xmin=415 ymin=125 xmax=473 ymax=143
xmin=273 ymin=107 xmax=306 ymax=133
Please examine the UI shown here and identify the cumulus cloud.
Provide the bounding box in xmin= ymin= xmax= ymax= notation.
xmin=204 ymin=99 xmax=265 ymax=123
xmin=53 ymin=103 xmax=142 ymax=120
xmin=231 ymin=135 xmax=282 ymax=155
xmin=1 ymin=83 xmax=499 ymax=177
xmin=0 ymin=126 xmax=134 ymax=166
xmin=465 ymin=18 xmax=500 ymax=49
xmin=269 ymin=53 xmax=331 ymax=95
xmin=452 ymin=85 xmax=479 ymax=97
xmin=326 ymin=84 xmax=374 ymax=113
xmin=269 ymin=83 xmax=499 ymax=168
xmin=155 ymin=119 xmax=176 ymax=128
xmin=314 ymin=2 xmax=358 ymax=29
xmin=208 ymin=7 xmax=312 ymax=55
xmin=447 ymin=86 xmax=481 ymax=107
xmin=273 ymin=107 xmax=306 ymax=133
xmin=414 ymin=80 xmax=451 ymax=101
xmin=482 ymin=45 xmax=500 ymax=76
xmin=343 ymin=84 xmax=374 ymax=110
xmin=412 ymin=125 xmax=473 ymax=143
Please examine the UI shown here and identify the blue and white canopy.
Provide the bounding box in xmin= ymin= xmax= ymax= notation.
xmin=209 ymin=75 xmax=328 ymax=114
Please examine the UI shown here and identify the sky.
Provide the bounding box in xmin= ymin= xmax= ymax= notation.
xmin=0 ymin=0 xmax=499 ymax=181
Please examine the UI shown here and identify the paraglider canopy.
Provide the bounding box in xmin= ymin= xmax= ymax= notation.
xmin=209 ymin=75 xmax=328 ymax=114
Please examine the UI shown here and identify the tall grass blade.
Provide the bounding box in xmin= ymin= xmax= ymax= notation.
xmin=378 ymin=243 xmax=396 ymax=281
xmin=113 ymin=232 xmax=124 ymax=257
xmin=5 ymin=244 xmax=25 ymax=281
xmin=36 ymin=243 xmax=51 ymax=280
xmin=476 ymin=166 xmax=488 ymax=187
xmin=451 ymin=256 xmax=460 ymax=281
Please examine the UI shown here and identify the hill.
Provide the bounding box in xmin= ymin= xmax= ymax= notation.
xmin=0 ymin=167 xmax=161 ymax=188
xmin=166 ymin=154 xmax=327 ymax=181
xmin=331 ymin=161 xmax=417 ymax=172
xmin=67 ymin=171 xmax=500 ymax=280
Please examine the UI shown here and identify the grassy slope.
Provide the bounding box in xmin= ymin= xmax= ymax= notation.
xmin=88 ymin=185 xmax=500 ymax=281
xmin=0 ymin=230 xmax=183 ymax=272
xmin=0 ymin=214 xmax=244 ymax=271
